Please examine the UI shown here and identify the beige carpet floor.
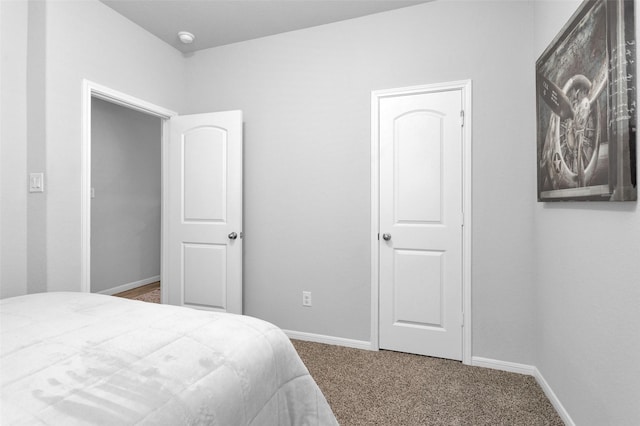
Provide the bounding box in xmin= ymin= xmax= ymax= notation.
xmin=125 ymin=288 xmax=563 ymax=425
xmin=292 ymin=340 xmax=564 ymax=426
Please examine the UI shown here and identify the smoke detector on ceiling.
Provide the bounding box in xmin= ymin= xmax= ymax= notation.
xmin=177 ymin=31 xmax=195 ymax=44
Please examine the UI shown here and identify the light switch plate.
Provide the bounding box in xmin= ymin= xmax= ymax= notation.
xmin=29 ymin=173 xmax=44 ymax=193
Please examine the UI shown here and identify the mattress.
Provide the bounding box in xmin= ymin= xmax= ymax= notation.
xmin=0 ymin=292 xmax=338 ymax=425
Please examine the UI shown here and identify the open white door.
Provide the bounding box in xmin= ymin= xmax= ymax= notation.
xmin=168 ymin=111 xmax=243 ymax=314
xmin=378 ymin=88 xmax=463 ymax=360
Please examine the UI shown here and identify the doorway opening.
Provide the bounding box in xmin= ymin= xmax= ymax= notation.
xmin=90 ymin=97 xmax=161 ymax=300
xmin=80 ymin=80 xmax=177 ymax=304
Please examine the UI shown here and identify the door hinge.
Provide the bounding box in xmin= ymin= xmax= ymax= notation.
xmin=460 ymin=110 xmax=465 ymax=127
xmin=377 ymin=233 xmax=380 ymax=241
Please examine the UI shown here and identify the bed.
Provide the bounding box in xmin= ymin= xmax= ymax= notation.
xmin=0 ymin=292 xmax=338 ymax=425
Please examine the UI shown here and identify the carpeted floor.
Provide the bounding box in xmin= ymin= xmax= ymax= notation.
xmin=124 ymin=287 xmax=563 ymax=425
xmin=292 ymin=340 xmax=564 ymax=426
xmin=131 ymin=288 xmax=161 ymax=303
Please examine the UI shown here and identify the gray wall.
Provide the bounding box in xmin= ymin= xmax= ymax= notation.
xmin=184 ymin=0 xmax=537 ymax=362
xmin=90 ymin=98 xmax=161 ymax=294
xmin=0 ymin=0 xmax=185 ymax=297
xmin=533 ymin=1 xmax=640 ymax=424
xmin=44 ymin=0 xmax=184 ymax=292
xmin=26 ymin=0 xmax=47 ymax=295
xmin=1 ymin=0 xmax=184 ymax=296
xmin=1 ymin=0 xmax=48 ymax=299
xmin=0 ymin=0 xmax=28 ymax=298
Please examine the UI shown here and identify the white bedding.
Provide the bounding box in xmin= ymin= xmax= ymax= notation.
xmin=0 ymin=292 xmax=338 ymax=425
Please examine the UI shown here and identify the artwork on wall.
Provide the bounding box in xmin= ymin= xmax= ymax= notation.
xmin=536 ymin=0 xmax=637 ymax=201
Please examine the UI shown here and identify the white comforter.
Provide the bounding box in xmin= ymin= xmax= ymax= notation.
xmin=0 ymin=292 xmax=338 ymax=425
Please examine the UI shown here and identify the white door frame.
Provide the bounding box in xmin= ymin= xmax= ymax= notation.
xmin=80 ymin=80 xmax=178 ymax=304
xmin=370 ymin=80 xmax=473 ymax=364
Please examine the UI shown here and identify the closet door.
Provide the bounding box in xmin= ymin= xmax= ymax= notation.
xmin=377 ymin=88 xmax=463 ymax=360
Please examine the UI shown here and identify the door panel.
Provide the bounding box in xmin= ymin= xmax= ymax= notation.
xmin=183 ymin=127 xmax=227 ymax=222
xmin=169 ymin=111 xmax=242 ymax=313
xmin=183 ymin=243 xmax=226 ymax=309
xmin=393 ymin=249 xmax=443 ymax=327
xmin=395 ymin=111 xmax=443 ymax=223
xmin=379 ymin=89 xmax=462 ymax=360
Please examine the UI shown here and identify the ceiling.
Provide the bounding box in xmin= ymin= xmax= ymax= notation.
xmin=99 ymin=0 xmax=431 ymax=53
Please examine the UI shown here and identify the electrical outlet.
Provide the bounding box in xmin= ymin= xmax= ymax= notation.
xmin=302 ymin=291 xmax=312 ymax=307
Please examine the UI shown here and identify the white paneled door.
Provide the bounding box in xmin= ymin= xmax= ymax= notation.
xmin=168 ymin=111 xmax=243 ymax=313
xmin=378 ymin=88 xmax=463 ymax=360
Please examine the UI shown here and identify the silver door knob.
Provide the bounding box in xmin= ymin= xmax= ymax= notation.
xmin=382 ymin=233 xmax=391 ymax=241
xmin=228 ymin=232 xmax=238 ymax=240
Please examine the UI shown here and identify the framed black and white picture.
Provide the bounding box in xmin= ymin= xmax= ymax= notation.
xmin=536 ymin=0 xmax=637 ymax=201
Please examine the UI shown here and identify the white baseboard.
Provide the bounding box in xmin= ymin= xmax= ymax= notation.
xmin=534 ymin=367 xmax=576 ymax=426
xmin=471 ymin=356 xmax=536 ymax=376
xmin=282 ymin=329 xmax=374 ymax=351
xmin=97 ymin=275 xmax=160 ymax=296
